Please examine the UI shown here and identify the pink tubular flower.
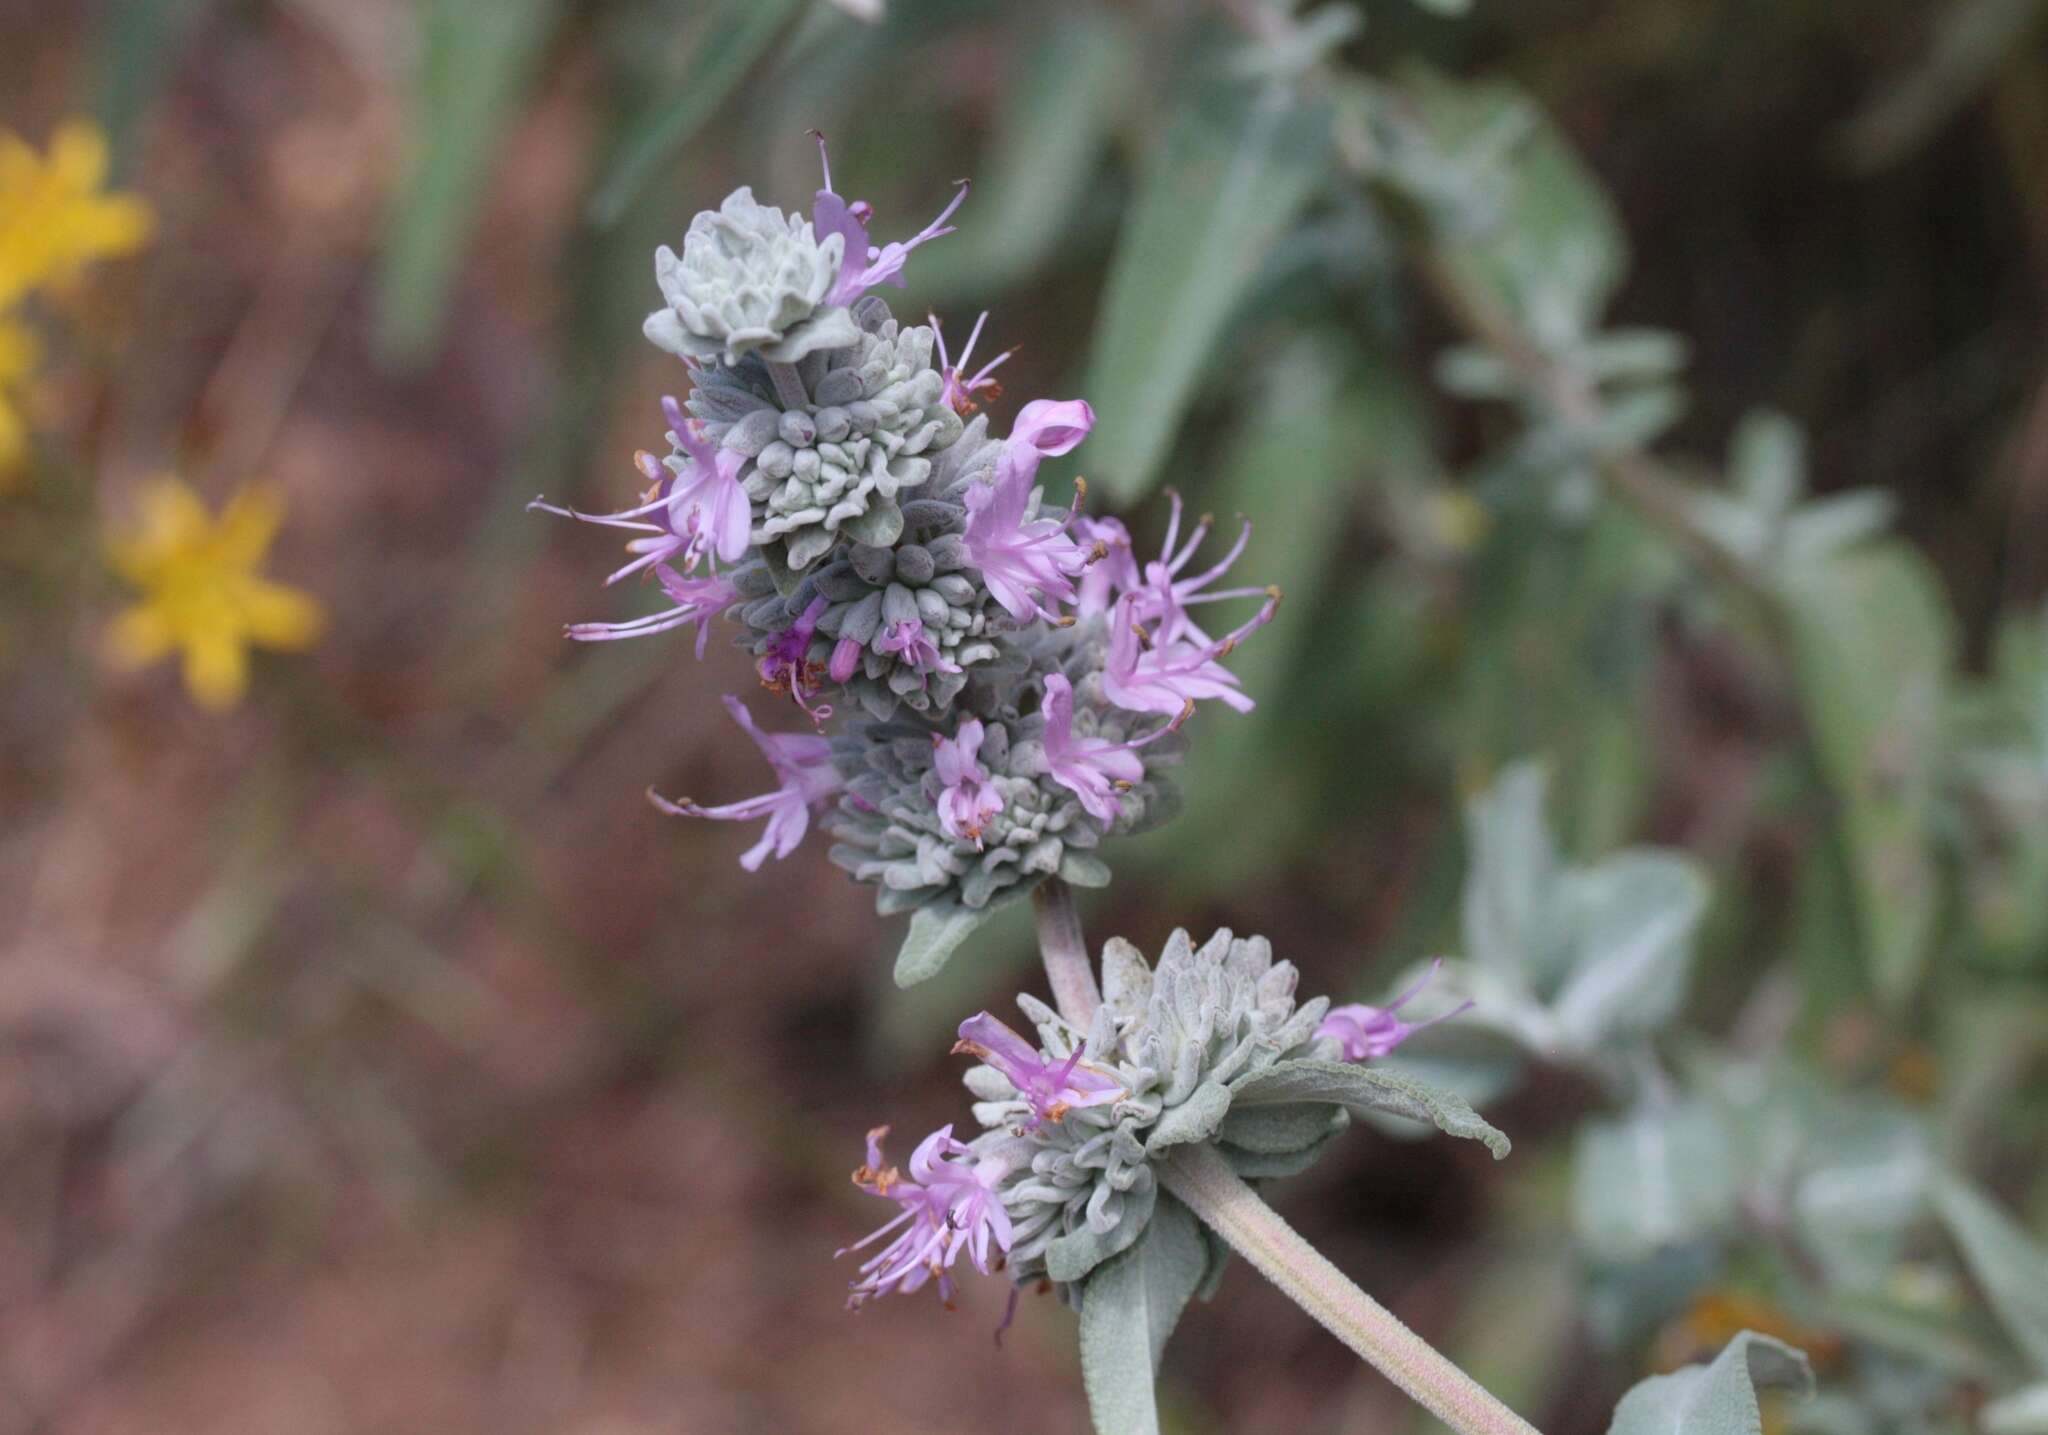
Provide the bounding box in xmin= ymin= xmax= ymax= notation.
xmin=1130 ymin=489 xmax=1269 ymax=642
xmin=1318 ymin=959 xmax=1475 ymax=1063
xmin=931 ymin=310 xmax=1013 ymax=416
xmin=529 ymin=398 xmax=751 ymax=579
xmin=1072 ymin=515 xmax=1138 ymax=620
xmin=812 ymin=134 xmax=967 ymax=308
xmin=566 ymin=563 xmax=739 ymax=657
xmin=953 ymin=1011 xmax=1123 ymax=1128
xmin=647 ymin=694 xmax=843 ymax=871
xmin=840 ymin=1124 xmax=1015 ymax=1309
xmin=876 ymin=619 xmax=960 ymax=680
xmin=757 ymin=594 xmax=832 ymax=723
xmin=1101 ymin=583 xmax=1278 ymax=717
xmin=962 ymin=401 xmax=1100 ymax=625
xmin=829 ymin=635 xmax=863 ymax=683
xmin=932 ymin=719 xmax=1003 ymax=845
xmin=1039 ymin=672 xmax=1184 ymax=828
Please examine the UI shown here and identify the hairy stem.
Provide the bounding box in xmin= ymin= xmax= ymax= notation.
xmin=1032 ymin=878 xmax=1101 ymax=1027
xmin=1160 ymin=1144 xmax=1544 ymax=1435
xmin=764 ymin=359 xmax=809 ymax=411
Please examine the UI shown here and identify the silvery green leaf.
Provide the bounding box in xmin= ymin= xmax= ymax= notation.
xmin=1144 ymin=1081 xmax=1234 ymax=1155
xmin=1933 ymin=1175 xmax=2048 ymax=1371
xmin=1984 ymin=1384 xmax=2048 ymax=1435
xmin=1229 ymin=1058 xmax=1510 ymax=1159
xmin=1590 ymin=384 xmax=1686 ymax=451
xmin=1573 ymin=1100 xmax=1737 ymax=1263
xmin=1101 ymin=936 xmax=1154 ymax=1015
xmin=1079 ymin=1196 xmax=1209 ymax=1435
xmin=1084 ymin=55 xmax=1331 ymax=502
xmin=1048 ymin=1181 xmax=1160 ymax=1285
xmin=892 ymin=901 xmax=995 ymax=987
xmin=1791 ymin=1100 xmax=1929 ymax=1292
xmin=1461 ymin=761 xmax=1566 ymax=988
xmin=1217 ymin=1101 xmax=1348 ymax=1154
xmin=1549 ymin=852 xmax=1708 ymax=1046
xmin=1786 ymin=545 xmax=1954 ymax=1007
xmin=1061 ymin=850 xmax=1114 ymax=888
xmin=1606 ymin=1331 xmax=1814 ymax=1435
xmin=1583 ymin=329 xmax=1689 ymax=383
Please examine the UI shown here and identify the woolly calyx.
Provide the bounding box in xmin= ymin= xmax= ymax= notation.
xmin=643 ymin=187 xmax=861 ymax=366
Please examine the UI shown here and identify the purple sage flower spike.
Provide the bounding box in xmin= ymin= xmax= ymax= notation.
xmin=962 ymin=410 xmax=1097 ymax=623
xmin=647 ymin=694 xmax=843 ymax=871
xmin=1039 ymin=672 xmax=1186 ymax=828
xmin=954 ymin=1010 xmax=1125 ymax=1128
xmin=1317 ymin=958 xmax=1476 ymax=1063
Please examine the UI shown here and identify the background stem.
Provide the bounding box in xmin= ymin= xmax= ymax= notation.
xmin=1160 ymin=1144 xmax=1545 ymax=1435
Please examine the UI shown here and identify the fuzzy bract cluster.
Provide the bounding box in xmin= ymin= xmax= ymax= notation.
xmin=840 ymin=930 xmax=1497 ymax=1311
xmin=536 ymin=145 xmax=1279 ymax=930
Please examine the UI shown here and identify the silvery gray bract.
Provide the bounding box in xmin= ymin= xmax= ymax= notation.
xmin=688 ymin=297 xmax=968 ymax=574
xmin=970 ymin=930 xmax=1334 ymax=1290
xmin=643 ymin=187 xmax=861 ymax=366
xmin=826 ymin=657 xmax=1184 ymax=914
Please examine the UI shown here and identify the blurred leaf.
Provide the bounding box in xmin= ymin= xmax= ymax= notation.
xmin=1689 ymin=411 xmax=1894 ymax=579
xmin=1841 ymin=0 xmax=2048 ymax=170
xmin=1933 ymin=1175 xmax=2048 ymax=1371
xmin=1078 ymin=1196 xmax=1209 ymax=1435
xmin=1452 ymin=762 xmax=1707 ymax=1059
xmin=1398 ymin=70 xmax=1626 ymax=345
xmin=1785 ymin=544 xmax=1955 ymax=1008
xmin=96 ymin=0 xmax=216 ymax=162
xmin=1084 ymin=53 xmax=1331 ymax=502
xmin=1984 ymin=1384 xmax=2048 ymax=1435
xmin=910 ymin=14 xmax=1129 ymax=298
xmin=892 ymin=899 xmax=997 ymax=987
xmin=376 ymin=0 xmax=559 ymax=363
xmin=1606 ymin=1331 xmax=1814 ymax=1435
xmin=1791 ymin=1097 xmax=1930 ymax=1292
xmin=1573 ymin=1099 xmax=1737 ymax=1263
xmin=1133 ymin=337 xmax=1386 ymax=888
xmin=588 ymin=0 xmax=807 ymax=227
xmin=1230 ymin=1058 xmax=1511 ymax=1157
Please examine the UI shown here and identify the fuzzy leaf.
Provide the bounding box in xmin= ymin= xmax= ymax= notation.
xmin=1550 ymin=852 xmax=1708 ymax=1045
xmin=1461 ymin=762 xmax=1567 ymax=986
xmin=1047 ymin=1181 xmax=1160 ymax=1285
xmin=1934 ymin=1175 xmax=2048 ymax=1372
xmin=1229 ymin=1059 xmax=1510 ymax=1159
xmin=1083 ymin=55 xmax=1331 ymax=502
xmin=1145 ymin=1081 xmax=1234 ymax=1155
xmin=892 ymin=901 xmax=994 ymax=987
xmin=1606 ymin=1331 xmax=1814 ymax=1435
xmin=1079 ymin=1196 xmax=1209 ymax=1435
xmin=1217 ymin=1101 xmax=1347 ymax=1154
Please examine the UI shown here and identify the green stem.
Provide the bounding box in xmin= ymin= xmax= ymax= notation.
xmin=1159 ymin=1143 xmax=1545 ymax=1435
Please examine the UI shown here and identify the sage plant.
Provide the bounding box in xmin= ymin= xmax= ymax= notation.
xmin=535 ymin=143 xmax=1748 ymax=1435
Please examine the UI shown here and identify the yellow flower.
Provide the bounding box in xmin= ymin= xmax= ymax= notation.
xmin=105 ymin=478 xmax=325 ymax=710
xmin=0 ymin=313 xmax=38 ymax=484
xmin=0 ymin=121 xmax=153 ymax=308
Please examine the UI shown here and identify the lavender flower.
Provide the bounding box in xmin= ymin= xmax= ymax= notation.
xmin=1039 ymin=671 xmax=1183 ymax=828
xmin=648 ymin=694 xmax=843 ymax=871
xmin=876 ymin=619 xmax=960 ymax=681
xmin=566 ymin=563 xmax=738 ymax=657
xmin=953 ymin=1010 xmax=1123 ymax=1127
xmin=932 ymin=718 xmax=1003 ymax=845
xmin=812 ymin=135 xmax=967 ymax=308
xmin=962 ymin=403 xmax=1098 ymax=623
xmin=932 ymin=310 xmax=1012 ymax=415
xmin=840 ymin=1124 xmax=1018 ymax=1308
xmin=757 ymin=594 xmax=832 ymax=722
xmin=1317 ymin=958 xmax=1475 ymax=1063
xmin=1101 ymin=584 xmax=1279 ymax=717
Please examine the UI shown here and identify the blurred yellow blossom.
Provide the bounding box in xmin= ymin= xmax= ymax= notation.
xmin=0 ymin=120 xmax=153 ymax=307
xmin=105 ymin=478 xmax=325 ymax=710
xmin=0 ymin=314 xmax=38 ymax=484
